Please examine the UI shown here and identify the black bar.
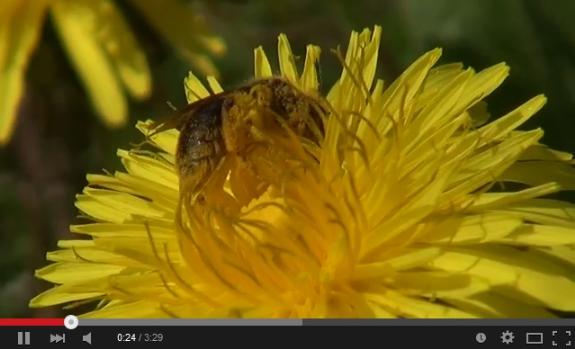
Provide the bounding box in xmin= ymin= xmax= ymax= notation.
xmin=2 ymin=324 xmax=573 ymax=349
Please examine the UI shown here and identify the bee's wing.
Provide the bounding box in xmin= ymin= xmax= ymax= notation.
xmin=148 ymin=90 xmax=233 ymax=137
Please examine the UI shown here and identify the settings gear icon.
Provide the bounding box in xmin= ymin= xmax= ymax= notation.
xmin=501 ymin=330 xmax=515 ymax=344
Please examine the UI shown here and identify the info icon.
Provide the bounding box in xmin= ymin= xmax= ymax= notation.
xmin=475 ymin=332 xmax=487 ymax=344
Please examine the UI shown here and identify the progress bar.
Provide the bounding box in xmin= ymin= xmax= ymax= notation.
xmin=2 ymin=318 xmax=575 ymax=327
xmin=75 ymin=318 xmax=575 ymax=326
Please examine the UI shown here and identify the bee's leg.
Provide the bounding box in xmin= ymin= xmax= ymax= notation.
xmin=286 ymin=100 xmax=326 ymax=145
xmin=179 ymin=156 xmax=241 ymax=216
xmin=228 ymin=154 xmax=268 ymax=206
xmin=177 ymin=160 xmax=213 ymax=206
xmin=256 ymin=108 xmax=313 ymax=163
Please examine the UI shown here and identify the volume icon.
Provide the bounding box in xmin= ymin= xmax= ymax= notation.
xmin=50 ymin=333 xmax=66 ymax=343
xmin=83 ymin=332 xmax=92 ymax=345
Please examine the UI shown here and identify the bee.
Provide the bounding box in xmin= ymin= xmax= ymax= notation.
xmin=151 ymin=77 xmax=327 ymax=208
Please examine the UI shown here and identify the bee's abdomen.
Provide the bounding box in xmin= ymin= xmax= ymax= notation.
xmin=175 ymin=99 xmax=226 ymax=193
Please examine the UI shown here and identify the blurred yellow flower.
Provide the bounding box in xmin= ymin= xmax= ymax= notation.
xmin=31 ymin=26 xmax=575 ymax=318
xmin=0 ymin=0 xmax=225 ymax=144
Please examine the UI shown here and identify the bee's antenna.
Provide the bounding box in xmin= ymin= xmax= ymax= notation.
xmin=146 ymin=102 xmax=187 ymax=139
xmin=315 ymin=60 xmax=323 ymax=89
xmin=166 ymin=100 xmax=177 ymax=111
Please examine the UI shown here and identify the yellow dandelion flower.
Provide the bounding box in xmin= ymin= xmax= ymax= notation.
xmin=31 ymin=26 xmax=575 ymax=318
xmin=0 ymin=0 xmax=225 ymax=144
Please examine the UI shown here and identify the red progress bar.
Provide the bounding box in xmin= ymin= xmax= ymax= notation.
xmin=0 ymin=318 xmax=64 ymax=326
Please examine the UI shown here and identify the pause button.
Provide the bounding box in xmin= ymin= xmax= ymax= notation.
xmin=17 ymin=331 xmax=31 ymax=345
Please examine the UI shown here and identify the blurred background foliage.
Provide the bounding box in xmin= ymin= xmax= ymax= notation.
xmin=1 ymin=0 xmax=574 ymax=317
